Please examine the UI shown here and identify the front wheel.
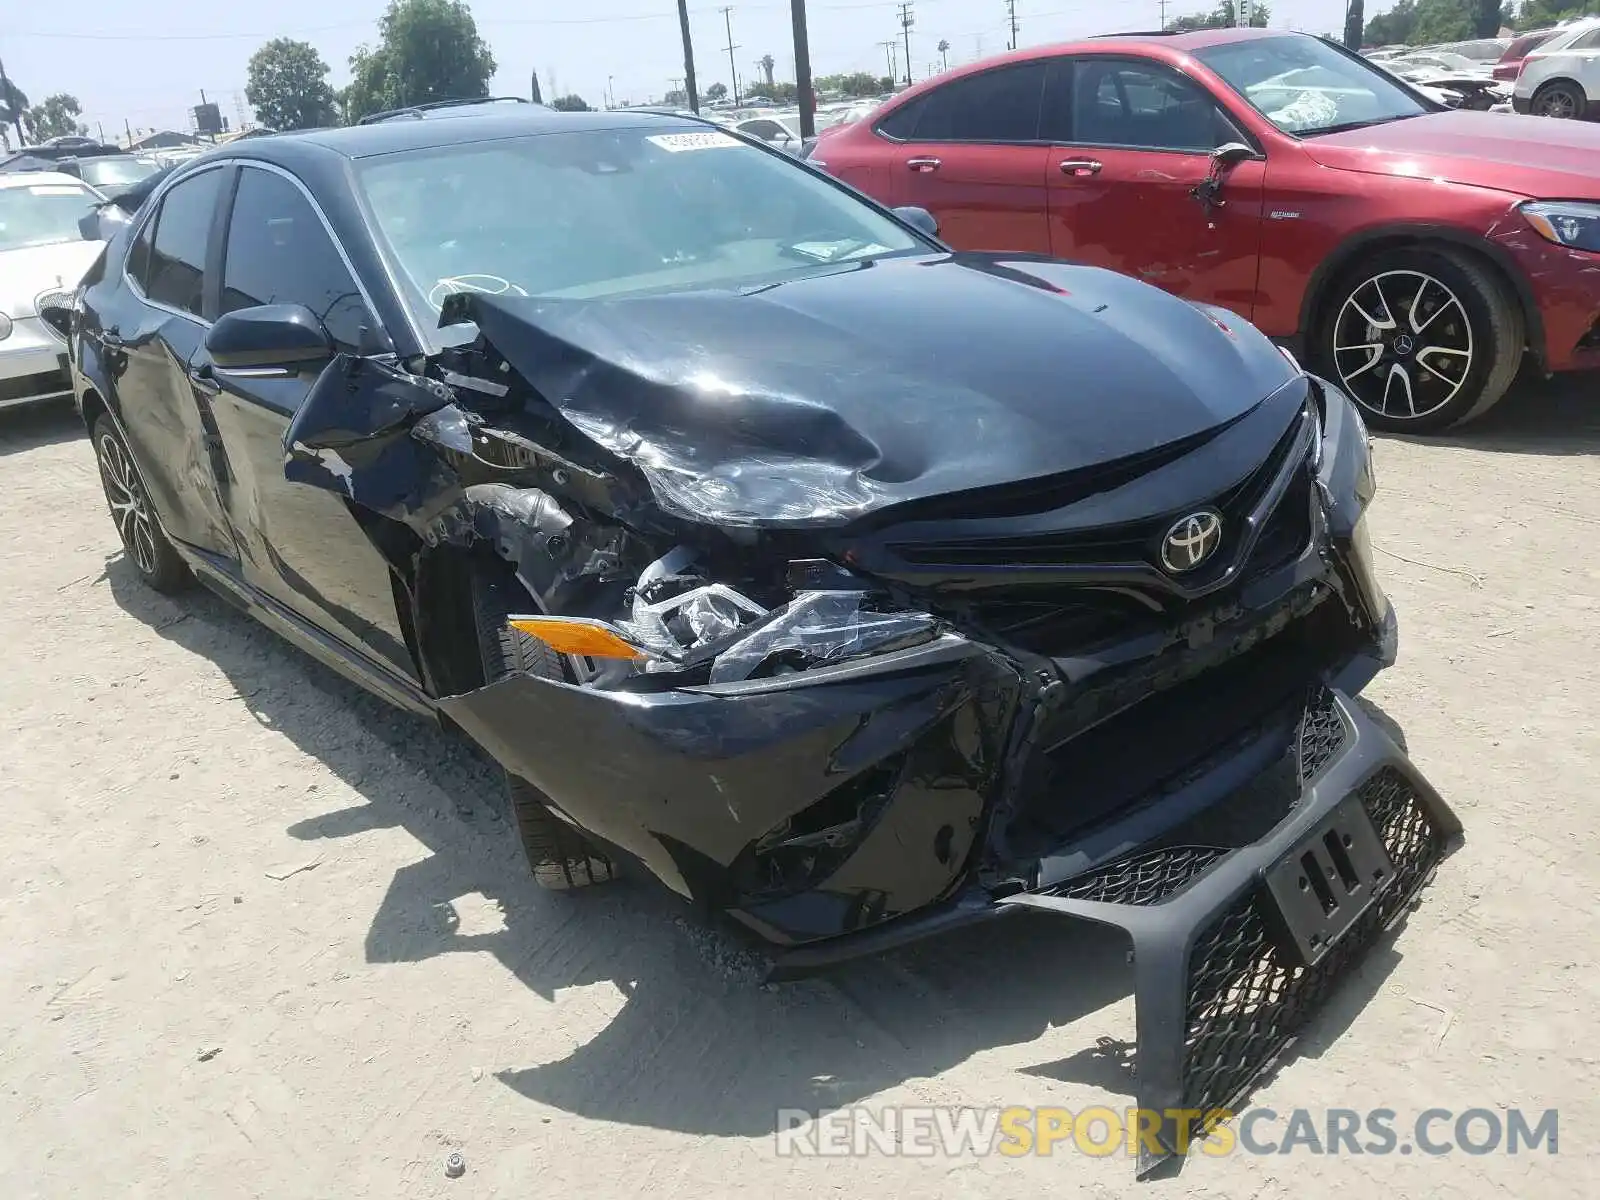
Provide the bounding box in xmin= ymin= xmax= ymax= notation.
xmin=470 ymin=561 xmax=619 ymax=890
xmin=1313 ymin=248 xmax=1523 ymax=434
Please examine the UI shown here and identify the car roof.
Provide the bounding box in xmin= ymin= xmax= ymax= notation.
xmin=0 ymin=170 xmax=97 ymax=191
xmin=233 ymin=107 xmax=705 ymax=164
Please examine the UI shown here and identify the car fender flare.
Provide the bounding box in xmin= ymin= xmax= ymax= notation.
xmin=1299 ymin=222 xmax=1546 ymax=372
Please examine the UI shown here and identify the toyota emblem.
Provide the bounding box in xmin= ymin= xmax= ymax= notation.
xmin=1160 ymin=510 xmax=1224 ymax=573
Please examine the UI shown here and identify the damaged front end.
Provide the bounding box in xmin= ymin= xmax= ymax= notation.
xmin=284 ymin=289 xmax=1458 ymax=1177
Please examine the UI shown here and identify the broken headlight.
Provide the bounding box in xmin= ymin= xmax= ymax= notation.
xmin=511 ymin=548 xmax=945 ymax=685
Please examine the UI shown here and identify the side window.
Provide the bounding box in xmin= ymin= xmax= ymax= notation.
xmin=126 ymin=213 xmax=156 ymax=292
xmin=741 ymin=120 xmax=784 ymax=141
xmin=874 ymin=97 xmax=924 ymax=140
xmin=220 ymin=167 xmax=369 ymax=349
xmin=1568 ymin=30 xmax=1600 ymax=50
xmin=909 ymin=62 xmax=1047 ymax=142
xmin=1066 ymin=59 xmax=1226 ymax=152
xmin=145 ymin=168 xmax=225 ymax=317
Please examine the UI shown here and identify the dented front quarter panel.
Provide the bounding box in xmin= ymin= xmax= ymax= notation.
xmin=436 ymin=651 xmax=1021 ymax=944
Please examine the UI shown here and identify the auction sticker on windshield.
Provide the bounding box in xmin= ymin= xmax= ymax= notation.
xmin=647 ymin=131 xmax=740 ymax=152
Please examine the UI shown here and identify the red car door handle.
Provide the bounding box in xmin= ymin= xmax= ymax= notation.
xmin=1059 ymin=159 xmax=1103 ymax=177
xmin=906 ymin=156 xmax=942 ymax=172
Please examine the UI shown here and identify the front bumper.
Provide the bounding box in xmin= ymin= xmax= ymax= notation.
xmin=0 ymin=317 xmax=73 ymax=409
xmin=1002 ymin=685 xmax=1460 ymax=1174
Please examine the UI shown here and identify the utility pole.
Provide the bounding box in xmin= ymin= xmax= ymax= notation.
xmin=791 ymin=0 xmax=816 ymax=138
xmin=1158 ymin=0 xmax=1169 ymax=29
xmin=1005 ymin=0 xmax=1018 ymax=50
xmin=898 ymin=2 xmax=915 ymax=87
xmin=124 ymin=118 xmax=133 ymax=148
xmin=721 ymin=7 xmax=741 ymax=105
xmin=677 ymin=0 xmax=700 ymax=112
xmin=1236 ymin=0 xmax=1250 ymax=25
xmin=881 ymin=39 xmax=898 ymax=83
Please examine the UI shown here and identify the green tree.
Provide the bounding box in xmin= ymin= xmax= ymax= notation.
xmin=550 ymin=93 xmax=591 ymax=111
xmin=1515 ymin=0 xmax=1593 ymax=29
xmin=344 ymin=0 xmax=496 ymax=123
xmin=663 ymin=88 xmax=688 ymax=106
xmin=23 ymin=93 xmax=85 ymax=140
xmin=0 ymin=78 xmax=28 ymax=146
xmin=246 ymin=38 xmax=338 ymax=130
xmin=1166 ymin=1 xmax=1272 ymax=31
xmin=705 ymin=81 xmax=729 ymax=101
xmin=815 ymin=71 xmax=885 ymax=97
xmin=1365 ymin=0 xmax=1418 ymax=41
xmin=1410 ymin=0 xmax=1475 ymax=42
xmin=743 ymin=80 xmax=799 ymax=104
xmin=759 ymin=54 xmax=776 ymax=86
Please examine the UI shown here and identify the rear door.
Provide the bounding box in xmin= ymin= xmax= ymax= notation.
xmin=113 ymin=164 xmax=237 ymax=560
xmin=1042 ymin=56 xmax=1266 ymax=317
xmin=201 ymin=163 xmax=420 ymax=683
xmin=886 ymin=60 xmax=1053 ymax=253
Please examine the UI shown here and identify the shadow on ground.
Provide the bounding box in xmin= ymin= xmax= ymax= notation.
xmin=104 ymin=546 xmax=1410 ymax=1152
xmin=0 ymin=401 xmax=83 ymax=459
xmin=1383 ymin=370 xmax=1600 ymax=457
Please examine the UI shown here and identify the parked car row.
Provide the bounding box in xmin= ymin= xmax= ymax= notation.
xmin=813 ymin=28 xmax=1600 ymax=432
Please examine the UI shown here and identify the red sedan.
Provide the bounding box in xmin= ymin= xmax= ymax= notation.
xmin=812 ymin=29 xmax=1600 ymax=431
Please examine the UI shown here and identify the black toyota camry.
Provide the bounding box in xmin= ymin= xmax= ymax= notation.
xmin=61 ymin=105 xmax=1459 ymax=1171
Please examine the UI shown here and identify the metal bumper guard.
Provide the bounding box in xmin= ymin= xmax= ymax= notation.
xmin=1001 ymin=686 xmax=1462 ymax=1176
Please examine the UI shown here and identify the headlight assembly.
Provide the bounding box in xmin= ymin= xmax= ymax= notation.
xmin=509 ymin=549 xmax=946 ymax=687
xmin=1521 ymin=201 xmax=1600 ymax=253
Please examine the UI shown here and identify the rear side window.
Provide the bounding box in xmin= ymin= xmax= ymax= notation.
xmin=1567 ymin=29 xmax=1600 ymax=50
xmin=145 ymin=168 xmax=224 ymax=317
xmin=906 ymin=62 xmax=1047 ymax=142
xmin=125 ymin=216 xmax=156 ymax=291
xmin=220 ymin=167 xmax=369 ymax=349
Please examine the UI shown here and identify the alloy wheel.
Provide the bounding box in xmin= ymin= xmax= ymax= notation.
xmin=1331 ymin=270 xmax=1473 ymax=422
xmin=97 ymin=431 xmax=159 ymax=576
xmin=1537 ymin=90 xmax=1578 ymax=119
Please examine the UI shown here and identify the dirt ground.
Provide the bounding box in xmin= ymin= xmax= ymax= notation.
xmin=2 ymin=375 xmax=1596 ymax=1199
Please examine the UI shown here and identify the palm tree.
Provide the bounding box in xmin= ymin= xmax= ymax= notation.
xmin=0 ymin=76 xmax=28 ymax=147
xmin=759 ymin=54 xmax=775 ymax=87
xmin=937 ymin=39 xmax=950 ymax=71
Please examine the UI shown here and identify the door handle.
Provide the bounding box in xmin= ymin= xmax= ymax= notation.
xmin=1059 ymin=159 xmax=1103 ymax=177
xmin=906 ymin=156 xmax=942 ymax=173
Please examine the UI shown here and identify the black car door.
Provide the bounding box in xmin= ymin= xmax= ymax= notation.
xmin=200 ymin=163 xmax=420 ymax=683
xmin=112 ymin=164 xmax=237 ymax=560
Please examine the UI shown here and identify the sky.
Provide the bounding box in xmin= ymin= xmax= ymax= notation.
xmin=2 ymin=0 xmax=1376 ymax=142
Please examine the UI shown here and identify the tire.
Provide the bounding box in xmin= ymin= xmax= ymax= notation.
xmin=91 ymin=415 xmax=192 ymax=593
xmin=1312 ymin=246 xmax=1523 ymax=434
xmin=1531 ymin=80 xmax=1586 ymax=121
xmin=469 ymin=561 xmax=619 ymax=890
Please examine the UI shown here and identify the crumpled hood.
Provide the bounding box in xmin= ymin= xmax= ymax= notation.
xmin=454 ymin=253 xmax=1297 ymax=527
xmin=0 ymin=240 xmax=102 ymax=319
xmin=1300 ymin=111 xmax=1600 ymax=200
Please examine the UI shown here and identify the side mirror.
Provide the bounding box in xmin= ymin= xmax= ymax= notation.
xmin=39 ymin=303 xmax=73 ymax=340
xmin=206 ymin=303 xmax=335 ymax=370
xmin=1192 ymin=142 xmax=1258 ymax=210
xmin=892 ymin=205 xmax=940 ymax=238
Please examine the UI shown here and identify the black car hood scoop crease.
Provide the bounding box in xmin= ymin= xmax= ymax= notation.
xmin=446 ymin=254 xmax=1298 ymax=528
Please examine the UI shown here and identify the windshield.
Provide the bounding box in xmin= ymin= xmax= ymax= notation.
xmin=357 ymin=126 xmax=926 ymax=347
xmin=0 ymin=180 xmax=101 ymax=251
xmin=1196 ymin=35 xmax=1430 ymax=136
xmin=78 ymin=156 xmax=160 ymax=190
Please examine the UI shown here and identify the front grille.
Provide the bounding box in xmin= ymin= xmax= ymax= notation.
xmin=1051 ymin=845 xmax=1226 ymax=905
xmin=1296 ymin=690 xmax=1348 ymax=784
xmin=0 ymin=367 xmax=69 ymax=404
xmin=896 ymin=401 xmax=1311 ymax=572
xmin=1179 ymin=768 xmax=1445 ymax=1127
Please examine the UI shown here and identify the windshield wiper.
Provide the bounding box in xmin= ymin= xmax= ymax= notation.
xmin=1299 ymin=113 xmax=1422 ymax=137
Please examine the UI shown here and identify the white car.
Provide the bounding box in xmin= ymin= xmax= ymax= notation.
xmin=0 ymin=172 xmax=107 ymax=410
xmin=1513 ymin=18 xmax=1600 ymax=119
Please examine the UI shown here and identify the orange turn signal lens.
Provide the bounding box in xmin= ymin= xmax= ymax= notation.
xmin=508 ymin=616 xmax=645 ymax=660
